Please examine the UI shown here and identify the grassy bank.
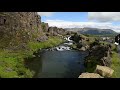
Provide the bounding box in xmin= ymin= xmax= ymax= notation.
xmin=111 ymin=51 xmax=120 ymax=78
xmin=0 ymin=36 xmax=64 ymax=78
xmin=28 ymin=36 xmax=64 ymax=52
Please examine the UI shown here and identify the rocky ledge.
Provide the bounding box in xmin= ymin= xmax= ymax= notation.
xmin=79 ymin=65 xmax=114 ymax=78
xmin=79 ymin=72 xmax=103 ymax=78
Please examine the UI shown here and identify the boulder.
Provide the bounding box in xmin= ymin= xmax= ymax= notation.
xmin=95 ymin=65 xmax=114 ymax=77
xmin=78 ymin=72 xmax=103 ymax=78
xmin=48 ymin=27 xmax=66 ymax=36
xmin=37 ymin=35 xmax=48 ymax=42
xmin=80 ymin=47 xmax=86 ymax=51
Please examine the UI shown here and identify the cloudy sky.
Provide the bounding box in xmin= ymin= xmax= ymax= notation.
xmin=37 ymin=12 xmax=120 ymax=33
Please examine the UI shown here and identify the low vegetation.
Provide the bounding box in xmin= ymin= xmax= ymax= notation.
xmin=28 ymin=36 xmax=64 ymax=52
xmin=111 ymin=51 xmax=120 ymax=78
xmin=0 ymin=36 xmax=64 ymax=78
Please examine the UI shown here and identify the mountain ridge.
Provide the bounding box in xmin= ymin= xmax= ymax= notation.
xmin=65 ymin=27 xmax=118 ymax=35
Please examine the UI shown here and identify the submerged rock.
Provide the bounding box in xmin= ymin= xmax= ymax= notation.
xmin=78 ymin=72 xmax=103 ymax=78
xmin=95 ymin=65 xmax=114 ymax=78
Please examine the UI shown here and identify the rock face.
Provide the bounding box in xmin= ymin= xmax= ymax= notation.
xmin=78 ymin=72 xmax=103 ymax=78
xmin=95 ymin=65 xmax=114 ymax=77
xmin=85 ymin=45 xmax=112 ymax=65
xmin=47 ymin=27 xmax=67 ymax=36
xmin=0 ymin=12 xmax=47 ymax=48
xmin=70 ymin=33 xmax=82 ymax=43
xmin=84 ymin=41 xmax=112 ymax=72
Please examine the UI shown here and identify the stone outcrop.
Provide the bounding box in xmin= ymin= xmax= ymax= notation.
xmin=36 ymin=35 xmax=48 ymax=42
xmin=79 ymin=65 xmax=114 ymax=78
xmin=85 ymin=44 xmax=112 ymax=67
xmin=95 ymin=65 xmax=114 ymax=78
xmin=47 ymin=27 xmax=67 ymax=36
xmin=70 ymin=33 xmax=90 ymax=51
xmin=78 ymin=72 xmax=103 ymax=78
xmin=70 ymin=33 xmax=82 ymax=43
xmin=0 ymin=12 xmax=47 ymax=49
xmin=84 ymin=40 xmax=112 ymax=73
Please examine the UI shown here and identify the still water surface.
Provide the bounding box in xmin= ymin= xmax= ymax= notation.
xmin=26 ymin=50 xmax=88 ymax=78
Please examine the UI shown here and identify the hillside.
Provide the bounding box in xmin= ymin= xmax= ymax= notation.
xmin=65 ymin=27 xmax=117 ymax=35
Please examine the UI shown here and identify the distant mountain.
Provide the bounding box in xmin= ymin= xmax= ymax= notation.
xmin=65 ymin=27 xmax=118 ymax=35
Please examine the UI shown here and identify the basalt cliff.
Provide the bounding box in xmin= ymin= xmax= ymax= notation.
xmin=0 ymin=12 xmax=69 ymax=50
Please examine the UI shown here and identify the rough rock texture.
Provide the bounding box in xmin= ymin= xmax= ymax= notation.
xmin=70 ymin=33 xmax=82 ymax=43
xmin=84 ymin=42 xmax=112 ymax=73
xmin=85 ymin=44 xmax=112 ymax=66
xmin=78 ymin=72 xmax=103 ymax=78
xmin=95 ymin=65 xmax=114 ymax=77
xmin=47 ymin=27 xmax=67 ymax=36
xmin=0 ymin=12 xmax=47 ymax=49
xmin=36 ymin=35 xmax=48 ymax=42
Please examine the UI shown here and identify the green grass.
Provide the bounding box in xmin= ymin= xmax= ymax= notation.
xmin=111 ymin=51 xmax=120 ymax=78
xmin=0 ymin=49 xmax=34 ymax=78
xmin=28 ymin=36 xmax=64 ymax=52
xmin=0 ymin=36 xmax=64 ymax=78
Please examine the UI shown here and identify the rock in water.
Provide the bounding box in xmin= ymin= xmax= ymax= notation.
xmin=78 ymin=72 xmax=103 ymax=78
xmin=95 ymin=65 xmax=114 ymax=77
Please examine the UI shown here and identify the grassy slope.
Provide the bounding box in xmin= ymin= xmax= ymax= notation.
xmin=111 ymin=51 xmax=120 ymax=78
xmin=0 ymin=36 xmax=64 ymax=78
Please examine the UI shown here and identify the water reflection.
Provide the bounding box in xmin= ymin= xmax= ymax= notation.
xmin=25 ymin=50 xmax=88 ymax=78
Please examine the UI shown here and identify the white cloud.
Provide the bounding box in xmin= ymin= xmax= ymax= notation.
xmin=88 ymin=12 xmax=120 ymax=22
xmin=37 ymin=12 xmax=55 ymax=17
xmin=45 ymin=19 xmax=120 ymax=32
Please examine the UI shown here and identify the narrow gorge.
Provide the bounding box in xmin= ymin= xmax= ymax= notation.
xmin=0 ymin=12 xmax=119 ymax=78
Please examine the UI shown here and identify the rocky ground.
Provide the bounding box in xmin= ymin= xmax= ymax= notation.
xmin=76 ymin=35 xmax=117 ymax=78
xmin=0 ymin=12 xmax=72 ymax=78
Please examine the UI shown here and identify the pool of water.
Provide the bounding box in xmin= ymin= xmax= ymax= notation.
xmin=26 ymin=50 xmax=88 ymax=78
